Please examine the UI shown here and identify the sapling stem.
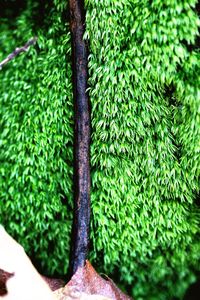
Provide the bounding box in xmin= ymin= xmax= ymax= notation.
xmin=0 ymin=37 xmax=37 ymax=70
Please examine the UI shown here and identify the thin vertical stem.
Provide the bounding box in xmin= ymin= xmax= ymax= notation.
xmin=69 ymin=0 xmax=91 ymax=275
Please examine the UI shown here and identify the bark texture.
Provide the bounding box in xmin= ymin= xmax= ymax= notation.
xmin=69 ymin=0 xmax=91 ymax=275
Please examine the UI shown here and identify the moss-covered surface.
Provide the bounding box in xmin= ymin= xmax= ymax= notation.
xmin=0 ymin=1 xmax=199 ymax=299
xmin=0 ymin=0 xmax=73 ymax=275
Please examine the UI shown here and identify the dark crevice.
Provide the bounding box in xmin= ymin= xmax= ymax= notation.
xmin=30 ymin=0 xmax=52 ymax=32
xmin=163 ymin=83 xmax=176 ymax=106
xmin=0 ymin=0 xmax=26 ymax=19
xmin=183 ymin=276 xmax=200 ymax=300
xmin=162 ymin=84 xmax=182 ymax=163
xmin=182 ymin=36 xmax=200 ymax=52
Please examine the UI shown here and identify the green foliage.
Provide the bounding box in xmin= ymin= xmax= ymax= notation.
xmin=0 ymin=0 xmax=200 ymax=299
xmin=85 ymin=0 xmax=200 ymax=299
xmin=0 ymin=0 xmax=73 ymax=275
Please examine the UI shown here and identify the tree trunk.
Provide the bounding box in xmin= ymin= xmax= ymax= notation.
xmin=69 ymin=0 xmax=91 ymax=275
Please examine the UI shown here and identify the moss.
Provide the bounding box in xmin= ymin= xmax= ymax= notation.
xmin=0 ymin=0 xmax=199 ymax=299
xmin=85 ymin=0 xmax=200 ymax=299
xmin=0 ymin=0 xmax=73 ymax=275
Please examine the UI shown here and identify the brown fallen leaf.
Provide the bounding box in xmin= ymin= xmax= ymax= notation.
xmin=0 ymin=269 xmax=13 ymax=295
xmin=53 ymin=286 xmax=113 ymax=300
xmin=54 ymin=261 xmax=132 ymax=300
xmin=43 ymin=276 xmax=65 ymax=291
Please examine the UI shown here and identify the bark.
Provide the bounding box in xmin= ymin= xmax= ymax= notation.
xmin=69 ymin=0 xmax=91 ymax=275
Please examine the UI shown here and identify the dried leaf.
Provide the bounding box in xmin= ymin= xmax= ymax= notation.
xmin=55 ymin=261 xmax=132 ymax=300
xmin=0 ymin=268 xmax=64 ymax=295
xmin=54 ymin=287 xmax=113 ymax=300
xmin=43 ymin=276 xmax=65 ymax=291
xmin=0 ymin=269 xmax=13 ymax=295
xmin=1 ymin=260 xmax=132 ymax=300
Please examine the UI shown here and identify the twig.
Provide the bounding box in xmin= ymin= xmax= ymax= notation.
xmin=69 ymin=0 xmax=91 ymax=275
xmin=0 ymin=37 xmax=37 ymax=70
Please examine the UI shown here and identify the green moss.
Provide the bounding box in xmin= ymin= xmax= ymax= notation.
xmin=85 ymin=0 xmax=200 ymax=299
xmin=0 ymin=0 xmax=199 ymax=299
xmin=0 ymin=0 xmax=73 ymax=275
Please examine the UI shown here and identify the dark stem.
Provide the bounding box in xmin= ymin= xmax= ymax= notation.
xmin=0 ymin=37 xmax=37 ymax=70
xmin=69 ymin=0 xmax=91 ymax=274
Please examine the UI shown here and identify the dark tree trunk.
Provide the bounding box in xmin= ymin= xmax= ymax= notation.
xmin=69 ymin=0 xmax=91 ymax=275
